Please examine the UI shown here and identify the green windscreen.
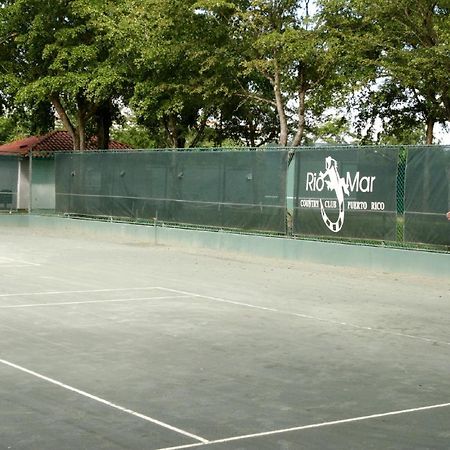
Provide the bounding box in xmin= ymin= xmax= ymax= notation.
xmin=293 ymin=147 xmax=399 ymax=240
xmin=404 ymin=146 xmax=449 ymax=245
xmin=0 ymin=155 xmax=19 ymax=210
xmin=55 ymin=150 xmax=288 ymax=233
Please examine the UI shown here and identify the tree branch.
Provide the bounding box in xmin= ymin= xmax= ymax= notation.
xmin=189 ymin=110 xmax=210 ymax=148
xmin=50 ymin=94 xmax=76 ymax=139
xmin=0 ymin=32 xmax=18 ymax=45
xmin=236 ymin=91 xmax=277 ymax=107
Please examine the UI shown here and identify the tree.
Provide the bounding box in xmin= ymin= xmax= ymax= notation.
xmin=319 ymin=0 xmax=450 ymax=144
xmin=217 ymin=97 xmax=280 ymax=147
xmin=105 ymin=0 xmax=239 ymax=148
xmin=0 ymin=99 xmax=55 ymax=144
xmin=0 ymin=0 xmax=126 ymax=150
xmin=196 ymin=0 xmax=346 ymax=147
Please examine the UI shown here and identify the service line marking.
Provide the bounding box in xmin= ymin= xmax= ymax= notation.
xmin=0 ymin=294 xmax=192 ymax=309
xmin=0 ymin=286 xmax=161 ymax=298
xmin=155 ymin=402 xmax=450 ymax=450
xmin=0 ymin=358 xmax=209 ymax=445
xmin=156 ymin=287 xmax=450 ymax=347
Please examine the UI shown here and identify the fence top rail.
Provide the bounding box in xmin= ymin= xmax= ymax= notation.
xmin=51 ymin=144 xmax=450 ymax=156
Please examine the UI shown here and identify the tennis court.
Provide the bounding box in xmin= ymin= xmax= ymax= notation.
xmin=1 ymin=225 xmax=449 ymax=449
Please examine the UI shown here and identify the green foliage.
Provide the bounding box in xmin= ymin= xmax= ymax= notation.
xmin=319 ymin=0 xmax=450 ymax=144
xmin=306 ymin=116 xmax=357 ymax=145
xmin=208 ymin=0 xmax=350 ymax=146
xmin=122 ymin=0 xmax=245 ymax=148
xmin=0 ymin=0 xmax=127 ymax=149
xmin=111 ymin=122 xmax=159 ymax=149
xmin=0 ymin=115 xmax=22 ymax=144
xmin=0 ymin=0 xmax=448 ymax=147
xmin=0 ymin=100 xmax=54 ymax=144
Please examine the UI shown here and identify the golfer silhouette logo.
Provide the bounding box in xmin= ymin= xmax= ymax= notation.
xmin=318 ymin=157 xmax=350 ymax=233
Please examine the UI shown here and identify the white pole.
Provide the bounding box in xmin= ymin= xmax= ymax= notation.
xmin=28 ymin=149 xmax=33 ymax=213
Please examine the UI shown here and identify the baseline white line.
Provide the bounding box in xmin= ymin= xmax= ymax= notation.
xmin=0 ymin=358 xmax=209 ymax=444
xmin=0 ymin=257 xmax=41 ymax=266
xmin=156 ymin=287 xmax=450 ymax=346
xmin=0 ymin=295 xmax=192 ymax=309
xmin=155 ymin=402 xmax=450 ymax=450
xmin=0 ymin=264 xmax=41 ymax=268
xmin=0 ymin=287 xmax=160 ymax=298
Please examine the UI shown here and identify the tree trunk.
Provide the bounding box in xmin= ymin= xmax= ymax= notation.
xmin=50 ymin=94 xmax=78 ymax=149
xmin=50 ymin=93 xmax=91 ymax=151
xmin=426 ymin=117 xmax=434 ymax=144
xmin=77 ymin=107 xmax=87 ymax=151
xmin=273 ymin=60 xmax=288 ymax=147
xmin=96 ymin=102 xmax=112 ymax=150
xmin=189 ymin=111 xmax=209 ymax=148
xmin=73 ymin=132 xmax=81 ymax=151
xmin=249 ymin=116 xmax=256 ymax=148
xmin=443 ymin=95 xmax=450 ymax=123
xmin=78 ymin=126 xmax=87 ymax=151
xmin=214 ymin=112 xmax=224 ymax=147
xmin=292 ymin=69 xmax=307 ymax=147
xmin=166 ymin=114 xmax=179 ymax=148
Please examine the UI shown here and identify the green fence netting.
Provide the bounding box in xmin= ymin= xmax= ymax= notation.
xmin=55 ymin=150 xmax=288 ymax=233
xmin=404 ymin=146 xmax=450 ymax=245
xmin=52 ymin=146 xmax=449 ymax=248
xmin=0 ymin=155 xmax=19 ymax=211
xmin=293 ymin=147 xmax=400 ymax=240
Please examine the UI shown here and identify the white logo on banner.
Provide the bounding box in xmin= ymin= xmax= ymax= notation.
xmin=303 ymin=156 xmax=380 ymax=233
xmin=318 ymin=157 xmax=349 ymax=232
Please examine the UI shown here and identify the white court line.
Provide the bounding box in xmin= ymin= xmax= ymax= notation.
xmin=0 ymin=256 xmax=41 ymax=266
xmin=155 ymin=402 xmax=450 ymax=450
xmin=156 ymin=287 xmax=450 ymax=347
xmin=0 ymin=264 xmax=41 ymax=268
xmin=0 ymin=295 xmax=192 ymax=309
xmin=0 ymin=286 xmax=160 ymax=298
xmin=0 ymin=358 xmax=209 ymax=445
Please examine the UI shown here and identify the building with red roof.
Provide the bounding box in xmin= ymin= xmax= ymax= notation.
xmin=0 ymin=131 xmax=131 ymax=211
xmin=0 ymin=130 xmax=130 ymax=157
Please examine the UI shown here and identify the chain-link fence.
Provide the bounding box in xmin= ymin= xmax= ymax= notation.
xmin=291 ymin=145 xmax=448 ymax=249
xmin=0 ymin=154 xmax=20 ymax=212
xmin=292 ymin=147 xmax=400 ymax=241
xmin=404 ymin=146 xmax=449 ymax=246
xmin=1 ymin=145 xmax=444 ymax=251
xmin=55 ymin=150 xmax=288 ymax=234
xmin=396 ymin=148 xmax=407 ymax=242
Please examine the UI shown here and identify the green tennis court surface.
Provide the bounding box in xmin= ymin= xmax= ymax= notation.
xmin=1 ymin=228 xmax=449 ymax=449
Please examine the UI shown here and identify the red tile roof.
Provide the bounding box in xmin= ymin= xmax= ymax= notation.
xmin=0 ymin=130 xmax=131 ymax=158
